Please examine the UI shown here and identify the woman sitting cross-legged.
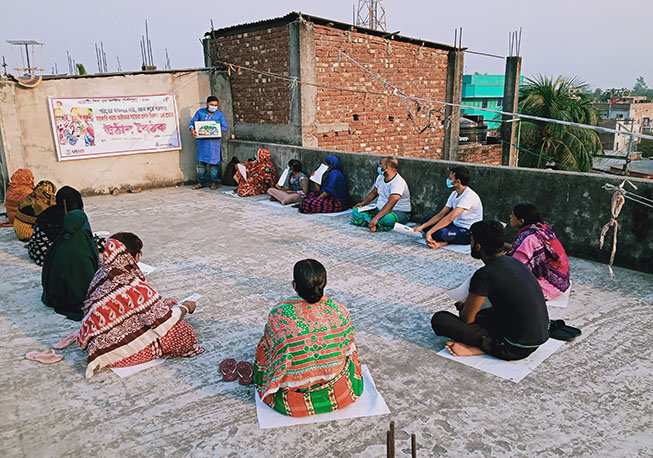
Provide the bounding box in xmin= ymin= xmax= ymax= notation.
xmin=506 ymin=204 xmax=570 ymax=301
xmin=77 ymin=233 xmax=204 ymax=378
xmin=267 ymin=159 xmax=309 ymax=205
xmin=254 ymin=259 xmax=363 ymax=417
xmin=298 ymin=155 xmax=350 ymax=214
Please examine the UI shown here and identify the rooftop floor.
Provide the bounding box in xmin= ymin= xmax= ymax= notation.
xmin=1 ymin=186 xmax=652 ymax=457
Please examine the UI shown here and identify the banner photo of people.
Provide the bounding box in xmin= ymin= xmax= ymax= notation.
xmin=48 ymin=94 xmax=182 ymax=161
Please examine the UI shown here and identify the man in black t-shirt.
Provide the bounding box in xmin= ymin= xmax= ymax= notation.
xmin=431 ymin=221 xmax=550 ymax=361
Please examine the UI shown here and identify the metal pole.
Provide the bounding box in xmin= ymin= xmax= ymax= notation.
xmin=24 ymin=44 xmax=31 ymax=70
xmin=624 ymin=131 xmax=633 ymax=176
xmin=516 ymin=119 xmax=521 ymax=166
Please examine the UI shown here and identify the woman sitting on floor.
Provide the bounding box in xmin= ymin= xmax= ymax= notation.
xmin=267 ymin=159 xmax=309 ymax=205
xmin=27 ymin=186 xmax=105 ymax=266
xmin=298 ymin=155 xmax=350 ymax=214
xmin=77 ymin=233 xmax=204 ymax=378
xmin=41 ymin=209 xmax=99 ymax=321
xmin=14 ymin=180 xmax=56 ymax=241
xmin=506 ymin=203 xmax=570 ymax=301
xmin=254 ymin=259 xmax=363 ymax=417
xmin=234 ymin=148 xmax=278 ymax=196
xmin=3 ymin=168 xmax=34 ymax=225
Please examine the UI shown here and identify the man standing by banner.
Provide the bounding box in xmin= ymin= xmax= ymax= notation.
xmin=189 ymin=96 xmax=228 ymax=189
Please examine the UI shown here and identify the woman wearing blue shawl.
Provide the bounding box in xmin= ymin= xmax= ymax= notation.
xmin=299 ymin=156 xmax=351 ymax=214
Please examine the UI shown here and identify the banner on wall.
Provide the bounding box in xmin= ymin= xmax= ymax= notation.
xmin=48 ymin=94 xmax=182 ymax=161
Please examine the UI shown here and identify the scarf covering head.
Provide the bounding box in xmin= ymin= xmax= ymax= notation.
xmin=235 ymin=148 xmax=279 ymax=196
xmin=5 ymin=169 xmax=34 ymax=224
xmin=508 ymin=222 xmax=570 ymax=295
xmin=77 ymin=238 xmax=183 ymax=378
xmin=36 ymin=186 xmax=84 ymax=240
xmin=320 ymin=156 xmax=350 ymax=206
xmin=254 ymin=296 xmax=358 ymax=401
xmin=40 ymin=210 xmax=99 ymax=320
xmin=16 ymin=180 xmax=57 ymax=225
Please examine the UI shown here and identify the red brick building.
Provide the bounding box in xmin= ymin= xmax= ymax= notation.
xmin=205 ymin=12 xmax=494 ymax=162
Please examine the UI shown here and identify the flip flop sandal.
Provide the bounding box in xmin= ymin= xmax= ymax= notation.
xmin=192 ymin=184 xmax=204 ymax=190
xmin=549 ymin=320 xmax=582 ymax=341
xmin=219 ymin=358 xmax=238 ymax=382
xmin=26 ymin=349 xmax=63 ymax=364
xmin=53 ymin=332 xmax=78 ymax=350
xmin=237 ymin=361 xmax=254 ymax=385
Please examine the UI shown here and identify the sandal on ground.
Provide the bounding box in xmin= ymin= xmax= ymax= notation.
xmin=219 ymin=358 xmax=238 ymax=382
xmin=26 ymin=349 xmax=64 ymax=364
xmin=549 ymin=320 xmax=582 ymax=341
xmin=53 ymin=332 xmax=78 ymax=349
xmin=237 ymin=361 xmax=254 ymax=385
xmin=210 ymin=183 xmax=218 ymax=190
xmin=192 ymin=184 xmax=204 ymax=190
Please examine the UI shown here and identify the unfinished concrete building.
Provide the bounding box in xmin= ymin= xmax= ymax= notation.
xmin=203 ymin=12 xmax=476 ymax=162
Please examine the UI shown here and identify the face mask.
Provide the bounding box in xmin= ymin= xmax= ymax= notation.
xmin=446 ymin=178 xmax=454 ymax=188
xmin=378 ymin=167 xmax=384 ymax=175
xmin=207 ymin=105 xmax=218 ymax=113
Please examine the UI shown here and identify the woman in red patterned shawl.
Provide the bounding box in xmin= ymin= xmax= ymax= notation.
xmin=77 ymin=232 xmax=204 ymax=378
xmin=254 ymin=259 xmax=363 ymax=417
xmin=234 ymin=148 xmax=278 ymax=196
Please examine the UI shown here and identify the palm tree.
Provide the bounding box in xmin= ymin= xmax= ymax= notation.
xmin=516 ymin=75 xmax=603 ymax=172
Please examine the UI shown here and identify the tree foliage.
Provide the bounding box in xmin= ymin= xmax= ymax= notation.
xmin=517 ymin=75 xmax=603 ymax=172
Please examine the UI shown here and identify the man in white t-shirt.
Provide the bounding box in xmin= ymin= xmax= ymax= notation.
xmin=413 ymin=165 xmax=483 ymax=249
xmin=351 ymin=157 xmax=411 ymax=232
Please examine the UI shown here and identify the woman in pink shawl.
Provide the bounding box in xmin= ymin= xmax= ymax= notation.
xmin=77 ymin=232 xmax=204 ymax=378
xmin=507 ymin=204 xmax=570 ymax=300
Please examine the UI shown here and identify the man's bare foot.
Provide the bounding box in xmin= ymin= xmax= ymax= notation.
xmin=445 ymin=341 xmax=484 ymax=357
xmin=369 ymin=225 xmax=377 ymax=232
xmin=427 ymin=240 xmax=447 ymax=250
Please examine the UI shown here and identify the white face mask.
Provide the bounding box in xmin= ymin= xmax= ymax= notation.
xmin=207 ymin=105 xmax=218 ymax=113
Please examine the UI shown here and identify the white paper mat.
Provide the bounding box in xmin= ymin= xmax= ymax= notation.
xmin=318 ymin=209 xmax=352 ymax=217
xmin=110 ymin=358 xmax=166 ymax=378
xmin=437 ymin=339 xmax=565 ymax=383
xmin=259 ymin=200 xmax=294 ymax=208
xmin=545 ymin=282 xmax=572 ymax=308
xmin=180 ymin=293 xmax=203 ymax=303
xmin=255 ymin=364 xmax=390 ymax=429
xmin=222 ymin=190 xmax=240 ymax=197
xmin=443 ymin=244 xmax=471 ymax=254
xmin=137 ymin=262 xmax=156 ymax=275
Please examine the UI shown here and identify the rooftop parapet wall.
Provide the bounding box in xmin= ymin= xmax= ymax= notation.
xmin=227 ymin=139 xmax=653 ymax=274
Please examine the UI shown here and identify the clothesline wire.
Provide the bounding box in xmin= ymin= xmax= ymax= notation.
xmin=215 ymin=54 xmax=653 ymax=210
xmin=214 ymin=51 xmax=653 ymax=142
xmin=497 ymin=137 xmax=653 ymax=209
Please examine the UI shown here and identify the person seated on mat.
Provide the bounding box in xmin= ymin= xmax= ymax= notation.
xmin=506 ymin=203 xmax=570 ymax=301
xmin=234 ymin=148 xmax=278 ymax=196
xmin=28 ymin=186 xmax=105 ymax=266
xmin=41 ymin=209 xmax=99 ymax=321
xmin=351 ymin=156 xmax=411 ymax=232
xmin=14 ymin=180 xmax=57 ymax=241
xmin=3 ymin=168 xmax=34 ymax=225
xmin=254 ymin=259 xmax=363 ymax=416
xmin=413 ymin=166 xmax=482 ymax=250
xmin=298 ymin=155 xmax=351 ymax=214
xmin=431 ymin=221 xmax=550 ymax=361
xmin=267 ymin=159 xmax=309 ymax=205
xmin=77 ymin=233 xmax=204 ymax=378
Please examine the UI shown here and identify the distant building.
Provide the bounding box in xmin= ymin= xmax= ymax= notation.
xmin=593 ymin=99 xmax=653 ymax=151
xmin=461 ymin=74 xmax=524 ymax=130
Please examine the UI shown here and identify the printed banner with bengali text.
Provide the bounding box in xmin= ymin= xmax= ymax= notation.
xmin=48 ymin=94 xmax=182 ymax=161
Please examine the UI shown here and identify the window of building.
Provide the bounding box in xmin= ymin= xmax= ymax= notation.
xmin=616 ymin=114 xmax=624 ymax=119
xmin=497 ymin=98 xmax=503 ymax=107
xmin=481 ymin=100 xmax=488 ymax=108
xmin=644 ymin=118 xmax=650 ymax=127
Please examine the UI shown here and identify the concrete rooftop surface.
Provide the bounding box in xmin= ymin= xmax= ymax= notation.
xmin=1 ymin=186 xmax=652 ymax=458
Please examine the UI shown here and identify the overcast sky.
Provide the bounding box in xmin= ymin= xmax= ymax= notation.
xmin=1 ymin=0 xmax=651 ymax=89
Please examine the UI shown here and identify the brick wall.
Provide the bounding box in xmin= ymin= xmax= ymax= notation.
xmin=313 ymin=25 xmax=448 ymax=159
xmin=457 ymin=143 xmax=503 ymax=165
xmin=207 ymin=26 xmax=290 ymax=124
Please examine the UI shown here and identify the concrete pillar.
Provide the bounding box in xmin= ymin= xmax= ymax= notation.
xmin=288 ymin=21 xmax=303 ymax=140
xmin=443 ymin=50 xmax=464 ymax=161
xmin=501 ymin=56 xmax=522 ymax=166
xmin=298 ymin=19 xmax=318 ymax=148
xmin=202 ymin=38 xmax=212 ymax=68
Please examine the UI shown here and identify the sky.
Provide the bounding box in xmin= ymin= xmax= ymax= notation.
xmin=1 ymin=0 xmax=651 ymax=90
